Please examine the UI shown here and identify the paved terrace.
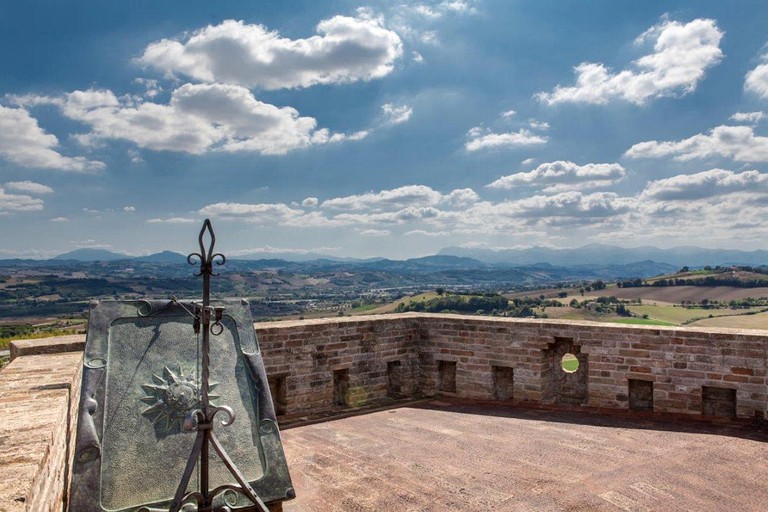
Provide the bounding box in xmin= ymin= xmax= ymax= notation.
xmin=281 ymin=400 xmax=768 ymax=511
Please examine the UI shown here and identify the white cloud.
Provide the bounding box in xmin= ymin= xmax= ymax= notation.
xmin=199 ymin=202 xmax=309 ymax=225
xmin=444 ymin=188 xmax=480 ymax=206
xmin=5 ymin=181 xmax=54 ymax=194
xmin=490 ymin=191 xmax=632 ymax=221
xmin=745 ymin=47 xmax=768 ymax=100
xmin=302 ymin=197 xmax=319 ymax=207
xmin=146 ymin=217 xmax=196 ymax=224
xmin=50 ymin=217 xmax=69 ymax=222
xmin=412 ymin=51 xmax=424 ymax=63
xmin=730 ymin=111 xmax=765 ymax=124
xmin=37 ymin=84 xmax=362 ymax=156
xmin=382 ymin=103 xmax=413 ymax=125
xmin=537 ymin=18 xmax=723 ymax=105
xmin=0 ymin=105 xmax=105 ymax=171
xmin=500 ymin=110 xmax=516 ymax=119
xmin=123 ymin=206 xmax=136 ymax=212
xmin=134 ymin=78 xmax=162 ymax=98
xmin=138 ymin=15 xmax=403 ymax=89
xmin=0 ymin=187 xmax=44 ymax=213
xmin=528 ymin=120 xmax=550 ymax=131
xmin=320 ymin=184 xmax=478 ymax=211
xmin=321 ymin=185 xmax=443 ymax=211
xmin=625 ymin=124 xmax=768 ymax=162
xmin=465 ymin=127 xmax=547 ymax=151
xmin=404 ymin=1 xmax=478 ymax=19
xmin=359 ymin=228 xmax=391 ymax=236
xmin=641 ymin=168 xmax=768 ymax=201
xmin=521 ymin=157 xmax=536 ymax=166
xmin=405 ymin=229 xmax=449 ymax=236
xmin=487 ymin=161 xmax=626 ymax=193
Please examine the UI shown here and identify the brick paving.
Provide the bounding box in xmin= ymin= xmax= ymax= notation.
xmin=280 ymin=401 xmax=768 ymax=511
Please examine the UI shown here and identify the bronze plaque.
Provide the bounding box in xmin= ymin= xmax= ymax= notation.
xmin=69 ymin=299 xmax=294 ymax=511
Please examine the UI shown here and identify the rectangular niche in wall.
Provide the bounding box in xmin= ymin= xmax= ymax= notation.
xmin=387 ymin=360 xmax=403 ymax=398
xmin=268 ymin=374 xmax=288 ymax=416
xmin=438 ymin=360 xmax=457 ymax=393
xmin=702 ymin=386 xmax=736 ymax=417
xmin=628 ymin=379 xmax=653 ymax=411
xmin=333 ymin=368 xmax=350 ymax=406
xmin=492 ymin=366 xmax=514 ymax=400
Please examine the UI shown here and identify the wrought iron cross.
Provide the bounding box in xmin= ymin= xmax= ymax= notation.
xmin=169 ymin=219 xmax=269 ymax=512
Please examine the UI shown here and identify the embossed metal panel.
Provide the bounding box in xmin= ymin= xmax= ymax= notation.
xmin=69 ymin=299 xmax=294 ymax=511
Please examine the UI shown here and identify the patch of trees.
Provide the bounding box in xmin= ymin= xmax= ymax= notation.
xmin=394 ymin=293 xmax=562 ymax=317
xmin=569 ymin=296 xmax=633 ymax=316
xmin=651 ymin=276 xmax=768 ymax=288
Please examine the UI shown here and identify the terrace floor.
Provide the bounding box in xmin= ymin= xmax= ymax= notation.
xmin=279 ymin=400 xmax=768 ymax=511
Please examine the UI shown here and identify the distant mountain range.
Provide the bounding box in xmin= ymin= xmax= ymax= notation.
xmin=438 ymin=243 xmax=768 ymax=267
xmin=53 ymin=249 xmax=188 ymax=263
xmin=16 ymin=243 xmax=768 ymax=270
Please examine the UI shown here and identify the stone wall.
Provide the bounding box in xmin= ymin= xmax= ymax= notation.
xmin=1 ymin=314 xmax=766 ymax=510
xmin=255 ymin=315 xmax=424 ymax=414
xmin=0 ymin=347 xmax=83 ymax=511
xmin=255 ymin=314 xmax=767 ymax=420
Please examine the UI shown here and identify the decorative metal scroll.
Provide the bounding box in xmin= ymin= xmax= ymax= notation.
xmin=69 ymin=220 xmax=294 ymax=512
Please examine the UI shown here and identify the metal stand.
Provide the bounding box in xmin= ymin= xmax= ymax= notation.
xmin=169 ymin=220 xmax=269 ymax=512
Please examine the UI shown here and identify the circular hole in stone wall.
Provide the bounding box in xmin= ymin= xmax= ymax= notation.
xmin=561 ymin=353 xmax=579 ymax=373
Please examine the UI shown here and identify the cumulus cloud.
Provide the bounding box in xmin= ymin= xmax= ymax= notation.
xmin=320 ymin=185 xmax=478 ymax=211
xmin=0 ymin=187 xmax=45 ymax=213
xmin=730 ymin=111 xmax=765 ymax=124
xmin=138 ymin=15 xmax=403 ymax=89
xmin=493 ymin=191 xmax=631 ymax=221
xmin=500 ymin=110 xmax=516 ymax=119
xmin=537 ymin=18 xmax=723 ymax=105
xmin=465 ymin=127 xmax=547 ymax=151
xmin=745 ymin=48 xmax=768 ymax=100
xmin=29 ymin=84 xmax=363 ymax=155
xmin=487 ymin=161 xmax=626 ymax=193
xmin=5 ymin=181 xmax=54 ymax=194
xmin=0 ymin=105 xmax=105 ymax=171
xmin=199 ymin=202 xmax=308 ymax=224
xmin=521 ymin=157 xmax=536 ymax=166
xmin=123 ymin=206 xmax=136 ymax=212
xmin=444 ymin=188 xmax=480 ymax=207
xmin=382 ymin=103 xmax=413 ymax=125
xmin=641 ymin=168 xmax=768 ymax=201
xmin=302 ymin=197 xmax=319 ymax=207
xmin=625 ymin=124 xmax=768 ymax=162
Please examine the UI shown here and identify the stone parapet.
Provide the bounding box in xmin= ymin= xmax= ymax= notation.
xmin=1 ymin=313 xmax=766 ymax=510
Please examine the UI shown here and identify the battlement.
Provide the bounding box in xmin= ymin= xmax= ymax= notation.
xmin=2 ymin=314 xmax=766 ymax=510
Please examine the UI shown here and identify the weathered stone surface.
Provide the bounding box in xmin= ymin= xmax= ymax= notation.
xmin=0 ymin=351 xmax=82 ymax=511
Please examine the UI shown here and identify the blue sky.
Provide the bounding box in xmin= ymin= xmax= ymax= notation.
xmin=1 ymin=0 xmax=768 ymax=259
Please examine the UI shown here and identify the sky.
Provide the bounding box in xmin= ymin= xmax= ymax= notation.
xmin=1 ymin=0 xmax=768 ymax=260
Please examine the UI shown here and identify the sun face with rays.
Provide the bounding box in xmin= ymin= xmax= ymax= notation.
xmin=140 ymin=364 xmax=220 ymax=433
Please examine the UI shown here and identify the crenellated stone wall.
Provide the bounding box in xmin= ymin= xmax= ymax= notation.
xmin=2 ymin=313 xmax=767 ymax=510
xmin=252 ymin=313 xmax=768 ymax=420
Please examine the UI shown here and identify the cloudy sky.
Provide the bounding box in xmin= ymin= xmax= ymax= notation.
xmin=2 ymin=0 xmax=768 ymax=259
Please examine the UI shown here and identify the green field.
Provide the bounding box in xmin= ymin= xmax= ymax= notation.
xmin=627 ymin=305 xmax=767 ymax=325
xmin=611 ymin=317 xmax=675 ymax=326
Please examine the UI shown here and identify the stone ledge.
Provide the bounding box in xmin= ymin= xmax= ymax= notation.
xmin=0 ymin=351 xmax=83 ymax=511
xmin=10 ymin=334 xmax=85 ymax=362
